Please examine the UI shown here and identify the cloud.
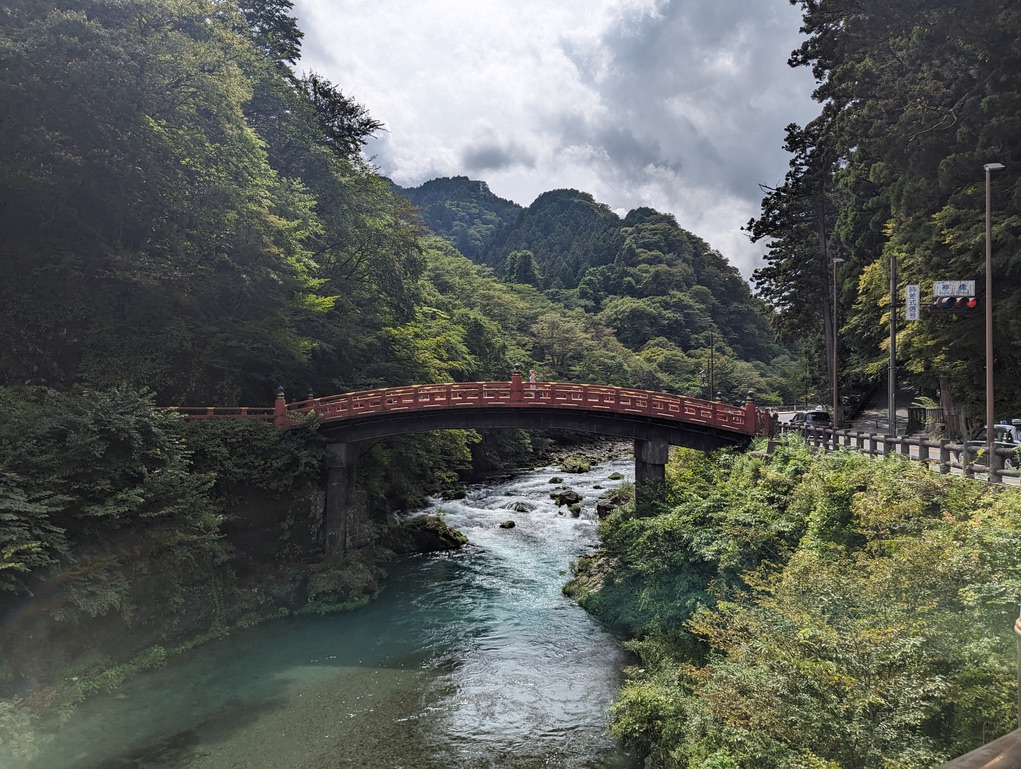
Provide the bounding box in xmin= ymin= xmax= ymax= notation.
xmin=459 ymin=122 xmax=536 ymax=173
xmin=291 ymin=0 xmax=818 ymax=279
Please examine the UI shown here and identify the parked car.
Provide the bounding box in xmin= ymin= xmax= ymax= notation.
xmin=960 ymin=420 xmax=1021 ymax=470
xmin=790 ymin=408 xmax=831 ymax=428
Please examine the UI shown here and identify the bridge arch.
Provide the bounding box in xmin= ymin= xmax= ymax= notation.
xmin=177 ymin=371 xmax=772 ymax=554
xmin=286 ymin=372 xmax=764 ymax=554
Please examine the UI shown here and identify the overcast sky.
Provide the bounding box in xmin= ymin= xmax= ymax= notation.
xmin=292 ymin=0 xmax=820 ymax=281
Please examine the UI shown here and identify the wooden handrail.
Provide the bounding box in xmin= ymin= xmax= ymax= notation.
xmin=173 ymin=381 xmax=768 ymax=437
xmin=282 ymin=382 xmax=756 ymax=435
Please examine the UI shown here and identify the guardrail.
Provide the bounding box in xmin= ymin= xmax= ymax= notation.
xmin=778 ymin=424 xmax=1019 ymax=484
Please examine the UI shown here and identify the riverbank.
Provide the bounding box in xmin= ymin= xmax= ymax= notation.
xmin=18 ymin=456 xmax=640 ymax=769
xmin=0 ymin=433 xmax=635 ymax=764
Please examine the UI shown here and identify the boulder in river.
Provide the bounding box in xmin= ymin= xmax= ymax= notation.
xmin=440 ymin=486 xmax=467 ymax=500
xmin=382 ymin=515 xmax=468 ymax=555
xmin=499 ymin=520 xmax=516 ymax=529
xmin=550 ymin=489 xmax=582 ymax=507
xmin=596 ymin=489 xmax=630 ymax=518
xmin=560 ymin=457 xmax=591 ymax=474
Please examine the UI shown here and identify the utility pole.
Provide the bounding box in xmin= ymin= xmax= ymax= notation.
xmin=985 ymin=162 xmax=1004 ymax=477
xmin=832 ymin=257 xmax=845 ymax=426
xmin=889 ymin=251 xmax=897 ymax=436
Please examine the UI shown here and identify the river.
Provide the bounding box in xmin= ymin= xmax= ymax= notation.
xmin=26 ymin=455 xmax=640 ymax=769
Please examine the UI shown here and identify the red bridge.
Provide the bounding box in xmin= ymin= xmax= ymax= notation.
xmin=175 ymin=369 xmax=774 ymax=554
xmin=176 ymin=371 xmax=772 ymax=440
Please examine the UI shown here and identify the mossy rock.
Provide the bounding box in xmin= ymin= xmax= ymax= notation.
xmin=440 ymin=486 xmax=467 ymax=500
xmin=568 ymin=503 xmax=582 ymax=517
xmin=561 ymin=457 xmax=591 ymax=474
xmin=550 ymin=489 xmax=582 ymax=507
xmin=499 ymin=520 xmax=516 ymax=529
xmin=607 ymin=472 xmax=624 ymax=480
xmin=305 ymin=559 xmax=382 ymax=612
xmin=596 ymin=489 xmax=631 ymax=518
xmin=381 ymin=515 xmax=468 ymax=555
xmin=549 ymin=476 xmax=564 ymax=484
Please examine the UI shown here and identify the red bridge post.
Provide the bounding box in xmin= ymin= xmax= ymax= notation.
xmin=744 ymin=391 xmax=758 ymax=436
xmin=510 ymin=365 xmax=524 ymax=403
xmin=273 ymin=386 xmax=289 ymax=429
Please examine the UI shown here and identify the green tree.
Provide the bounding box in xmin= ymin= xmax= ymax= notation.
xmin=504 ymin=249 xmax=542 ymax=287
xmin=768 ymin=0 xmax=1021 ymax=422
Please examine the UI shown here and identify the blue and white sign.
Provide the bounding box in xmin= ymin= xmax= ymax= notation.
xmin=933 ymin=280 xmax=976 ymax=297
xmin=905 ymin=284 xmax=920 ymax=321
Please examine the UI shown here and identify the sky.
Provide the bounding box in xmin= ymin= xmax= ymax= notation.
xmin=292 ymin=0 xmax=821 ymax=281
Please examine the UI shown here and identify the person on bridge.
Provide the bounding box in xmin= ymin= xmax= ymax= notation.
xmin=528 ymin=370 xmax=537 ymax=391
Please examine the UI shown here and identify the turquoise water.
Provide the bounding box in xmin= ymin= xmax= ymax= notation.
xmin=25 ymin=457 xmax=639 ymax=769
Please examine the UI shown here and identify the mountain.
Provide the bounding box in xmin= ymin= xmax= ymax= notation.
xmin=395 ymin=176 xmax=522 ymax=263
xmin=397 ymin=178 xmax=782 ymax=365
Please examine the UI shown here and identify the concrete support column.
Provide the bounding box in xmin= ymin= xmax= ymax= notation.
xmin=325 ymin=443 xmax=357 ymax=556
xmin=634 ymin=438 xmax=669 ymax=492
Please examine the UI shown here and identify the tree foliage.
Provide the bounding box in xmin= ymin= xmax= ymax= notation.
xmin=575 ymin=442 xmax=1021 ymax=768
xmin=0 ymin=387 xmax=222 ymax=609
xmin=753 ymin=0 xmax=1021 ymax=424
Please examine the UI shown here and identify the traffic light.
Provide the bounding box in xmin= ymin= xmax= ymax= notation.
xmin=930 ymin=296 xmax=979 ymax=313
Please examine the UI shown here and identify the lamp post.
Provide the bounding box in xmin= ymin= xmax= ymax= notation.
xmin=985 ymin=162 xmax=1004 ymax=474
xmin=832 ymin=257 xmax=846 ymax=426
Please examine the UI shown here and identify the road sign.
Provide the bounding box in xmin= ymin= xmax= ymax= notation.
xmin=906 ymin=284 xmax=919 ymax=321
xmin=933 ymin=280 xmax=976 ymax=297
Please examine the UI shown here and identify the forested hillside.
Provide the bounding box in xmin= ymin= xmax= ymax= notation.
xmin=401 ymin=180 xmax=790 ymax=399
xmin=397 ymin=176 xmax=522 ymax=263
xmin=1 ymin=0 xmax=788 ymax=409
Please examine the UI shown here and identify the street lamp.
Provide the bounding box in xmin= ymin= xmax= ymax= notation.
xmin=832 ymin=257 xmax=846 ymax=426
xmin=985 ymin=162 xmax=1004 ymax=475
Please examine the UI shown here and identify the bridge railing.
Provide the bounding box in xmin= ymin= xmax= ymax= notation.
xmin=169 ymin=379 xmax=773 ymax=437
xmin=280 ymin=380 xmax=761 ymax=436
xmin=166 ymin=406 xmax=276 ymax=422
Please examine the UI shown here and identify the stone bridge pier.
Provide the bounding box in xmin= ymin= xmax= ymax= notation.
xmin=634 ymin=438 xmax=669 ymax=488
xmin=324 ymin=444 xmax=370 ymax=555
xmin=324 ymin=443 xmax=356 ymax=554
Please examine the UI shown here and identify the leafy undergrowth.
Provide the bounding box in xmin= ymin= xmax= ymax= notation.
xmin=571 ymin=437 xmax=1021 ymax=768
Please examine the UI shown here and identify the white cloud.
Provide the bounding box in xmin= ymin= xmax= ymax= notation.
xmin=292 ymin=0 xmax=819 ymax=280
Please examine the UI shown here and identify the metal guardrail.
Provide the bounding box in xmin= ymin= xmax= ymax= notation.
xmin=778 ymin=424 xmax=1019 ymax=484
